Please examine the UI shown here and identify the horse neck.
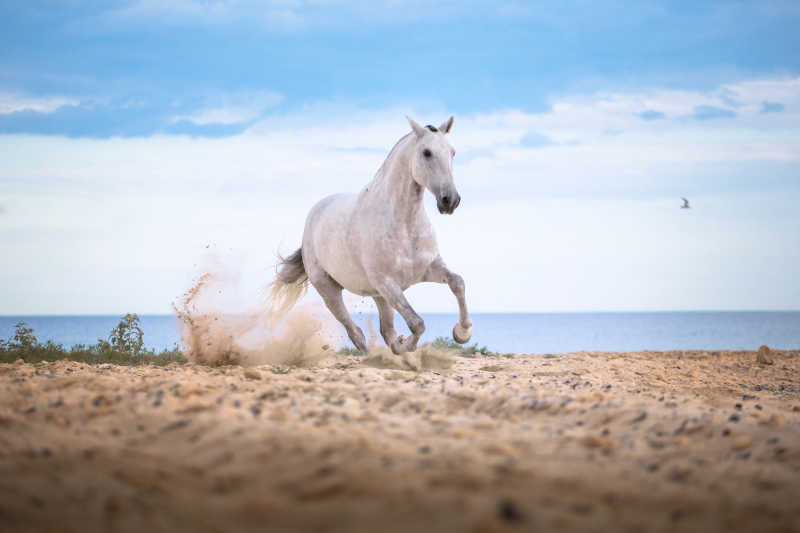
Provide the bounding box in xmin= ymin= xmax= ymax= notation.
xmin=363 ymin=135 xmax=425 ymax=223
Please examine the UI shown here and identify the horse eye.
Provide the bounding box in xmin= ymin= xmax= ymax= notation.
xmin=423 ymin=149 xmax=432 ymax=158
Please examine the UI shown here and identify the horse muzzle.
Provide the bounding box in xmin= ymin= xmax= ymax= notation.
xmin=436 ymin=191 xmax=461 ymax=215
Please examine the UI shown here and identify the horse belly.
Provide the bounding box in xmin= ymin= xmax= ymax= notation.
xmin=324 ymin=252 xmax=377 ymax=296
xmin=305 ymin=195 xmax=377 ymax=296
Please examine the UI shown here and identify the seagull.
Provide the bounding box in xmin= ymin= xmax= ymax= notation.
xmin=681 ymin=197 xmax=690 ymax=209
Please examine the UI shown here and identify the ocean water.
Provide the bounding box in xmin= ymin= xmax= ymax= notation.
xmin=1 ymin=311 xmax=798 ymax=354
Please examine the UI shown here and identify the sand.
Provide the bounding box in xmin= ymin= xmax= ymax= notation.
xmin=1 ymin=348 xmax=799 ymax=533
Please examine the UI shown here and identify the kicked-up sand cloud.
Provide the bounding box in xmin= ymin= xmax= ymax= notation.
xmin=172 ymin=253 xmax=456 ymax=371
xmin=173 ymin=256 xmax=338 ymax=367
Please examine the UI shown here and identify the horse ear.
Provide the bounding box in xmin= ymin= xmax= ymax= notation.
xmin=439 ymin=116 xmax=454 ymax=134
xmin=406 ymin=116 xmax=426 ymax=138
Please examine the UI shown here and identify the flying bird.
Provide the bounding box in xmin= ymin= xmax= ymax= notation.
xmin=681 ymin=197 xmax=690 ymax=209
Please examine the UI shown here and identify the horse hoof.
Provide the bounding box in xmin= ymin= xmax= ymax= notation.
xmin=453 ymin=324 xmax=472 ymax=344
xmin=391 ymin=336 xmax=405 ymax=355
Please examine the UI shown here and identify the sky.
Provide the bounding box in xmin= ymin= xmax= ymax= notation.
xmin=1 ymin=0 xmax=799 ymax=314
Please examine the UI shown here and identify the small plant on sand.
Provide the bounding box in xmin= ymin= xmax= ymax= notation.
xmin=269 ymin=365 xmax=292 ymax=374
xmin=333 ymin=337 xmax=493 ymax=358
xmin=431 ymin=336 xmax=491 ymax=357
xmin=324 ymin=392 xmax=345 ymax=406
xmin=406 ymin=401 xmax=423 ymax=413
xmin=107 ymin=313 xmax=145 ymax=355
xmin=8 ymin=322 xmax=39 ymax=353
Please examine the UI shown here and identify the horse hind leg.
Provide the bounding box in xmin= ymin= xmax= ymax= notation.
xmin=310 ymin=272 xmax=369 ymax=354
xmin=374 ymin=279 xmax=425 ymax=355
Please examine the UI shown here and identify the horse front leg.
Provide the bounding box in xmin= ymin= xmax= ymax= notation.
xmin=423 ymin=257 xmax=472 ymax=344
xmin=374 ymin=279 xmax=425 ymax=354
xmin=373 ymin=296 xmax=399 ymax=348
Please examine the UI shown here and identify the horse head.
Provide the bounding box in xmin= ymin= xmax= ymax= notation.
xmin=407 ymin=116 xmax=460 ymax=214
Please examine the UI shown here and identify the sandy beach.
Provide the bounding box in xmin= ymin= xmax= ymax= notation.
xmin=1 ymin=348 xmax=799 ymax=532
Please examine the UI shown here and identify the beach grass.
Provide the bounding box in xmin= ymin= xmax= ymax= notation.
xmin=430 ymin=336 xmax=492 ymax=356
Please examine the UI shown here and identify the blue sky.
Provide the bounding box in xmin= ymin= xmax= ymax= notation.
xmin=3 ymin=1 xmax=800 ymax=137
xmin=1 ymin=1 xmax=799 ymax=314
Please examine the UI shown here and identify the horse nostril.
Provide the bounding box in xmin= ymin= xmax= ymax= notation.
xmin=441 ymin=195 xmax=450 ymax=206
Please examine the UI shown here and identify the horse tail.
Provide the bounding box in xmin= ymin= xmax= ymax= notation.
xmin=268 ymin=247 xmax=308 ymax=322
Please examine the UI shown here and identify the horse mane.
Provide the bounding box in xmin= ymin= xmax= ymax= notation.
xmin=373 ymin=132 xmax=413 ymax=181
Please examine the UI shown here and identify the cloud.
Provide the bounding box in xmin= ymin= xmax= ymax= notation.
xmin=520 ymin=131 xmax=554 ymax=148
xmin=4 ymin=76 xmax=799 ymax=202
xmin=163 ymin=121 xmax=252 ymax=137
xmin=3 ymin=77 xmax=800 ymax=314
xmin=718 ymin=88 xmax=743 ymax=109
xmin=692 ymin=105 xmax=737 ymax=120
xmin=172 ymin=108 xmax=255 ymax=126
xmin=761 ymin=101 xmax=785 ymax=114
xmin=0 ymin=93 xmax=78 ymax=115
xmin=0 ymin=90 xmax=284 ymax=138
xmin=170 ymin=91 xmax=283 ymax=126
xmin=0 ymin=103 xmax=167 ymax=138
xmin=638 ymin=110 xmax=665 ymax=121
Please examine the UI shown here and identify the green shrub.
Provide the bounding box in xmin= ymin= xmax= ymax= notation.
xmin=108 ymin=313 xmax=144 ymax=354
xmin=9 ymin=321 xmax=38 ymax=352
xmin=0 ymin=316 xmax=187 ymax=365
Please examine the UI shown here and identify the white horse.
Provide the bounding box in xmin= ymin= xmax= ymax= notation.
xmin=270 ymin=116 xmax=472 ymax=355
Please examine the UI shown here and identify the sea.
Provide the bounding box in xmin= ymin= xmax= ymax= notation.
xmin=1 ymin=312 xmax=798 ymax=354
